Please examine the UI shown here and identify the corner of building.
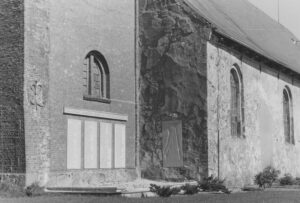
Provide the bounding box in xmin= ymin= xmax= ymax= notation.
xmin=24 ymin=0 xmax=51 ymax=186
xmin=0 ymin=0 xmax=26 ymax=185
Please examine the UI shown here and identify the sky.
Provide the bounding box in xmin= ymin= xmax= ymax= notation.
xmin=248 ymin=0 xmax=300 ymax=39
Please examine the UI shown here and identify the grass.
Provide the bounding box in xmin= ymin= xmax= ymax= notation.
xmin=1 ymin=191 xmax=300 ymax=203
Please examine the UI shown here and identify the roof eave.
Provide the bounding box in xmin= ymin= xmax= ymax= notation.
xmin=214 ymin=29 xmax=295 ymax=74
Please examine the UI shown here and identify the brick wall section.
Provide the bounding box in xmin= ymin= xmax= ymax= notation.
xmin=46 ymin=0 xmax=137 ymax=187
xmin=24 ymin=0 xmax=50 ymax=186
xmin=0 ymin=0 xmax=25 ymax=174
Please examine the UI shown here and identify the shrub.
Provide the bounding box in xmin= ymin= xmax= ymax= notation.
xmin=0 ymin=181 xmax=25 ymax=197
xmin=254 ymin=166 xmax=280 ymax=188
xmin=198 ymin=175 xmax=231 ymax=194
xmin=149 ymin=184 xmax=180 ymax=197
xmin=181 ymin=184 xmax=199 ymax=195
xmin=279 ymin=173 xmax=294 ymax=186
xmin=0 ymin=181 xmax=45 ymax=197
xmin=24 ymin=182 xmax=45 ymax=197
xmin=294 ymin=177 xmax=300 ymax=185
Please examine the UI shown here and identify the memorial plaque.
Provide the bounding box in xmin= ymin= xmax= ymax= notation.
xmin=162 ymin=120 xmax=183 ymax=167
xmin=67 ymin=119 xmax=82 ymax=169
xmin=84 ymin=121 xmax=98 ymax=169
xmin=100 ymin=122 xmax=112 ymax=168
xmin=114 ymin=124 xmax=126 ymax=168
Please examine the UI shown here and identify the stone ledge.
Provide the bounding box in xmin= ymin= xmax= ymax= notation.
xmin=63 ymin=107 xmax=128 ymax=121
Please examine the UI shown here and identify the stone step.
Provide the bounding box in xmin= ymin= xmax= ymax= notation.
xmin=45 ymin=187 xmax=121 ymax=195
xmin=45 ymin=180 xmax=199 ymax=196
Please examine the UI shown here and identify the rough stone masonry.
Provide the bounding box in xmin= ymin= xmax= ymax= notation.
xmin=139 ymin=0 xmax=211 ymax=181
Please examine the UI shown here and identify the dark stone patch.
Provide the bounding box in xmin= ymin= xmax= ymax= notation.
xmin=139 ymin=0 xmax=211 ymax=181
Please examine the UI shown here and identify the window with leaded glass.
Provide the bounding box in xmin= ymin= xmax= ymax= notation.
xmin=283 ymin=86 xmax=294 ymax=144
xmin=84 ymin=51 xmax=110 ymax=103
xmin=230 ymin=65 xmax=244 ymax=138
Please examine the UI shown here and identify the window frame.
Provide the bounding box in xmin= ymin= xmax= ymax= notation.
xmin=83 ymin=51 xmax=111 ymax=103
xmin=283 ymin=86 xmax=294 ymax=145
xmin=230 ymin=64 xmax=245 ymax=138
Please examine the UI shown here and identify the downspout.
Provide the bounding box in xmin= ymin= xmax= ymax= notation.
xmin=134 ymin=0 xmax=141 ymax=179
xmin=209 ymin=29 xmax=221 ymax=179
xmin=216 ymin=47 xmax=221 ymax=179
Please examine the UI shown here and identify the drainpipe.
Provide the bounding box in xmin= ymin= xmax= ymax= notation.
xmin=216 ymin=48 xmax=221 ymax=179
xmin=209 ymin=29 xmax=221 ymax=179
xmin=134 ymin=0 xmax=141 ymax=179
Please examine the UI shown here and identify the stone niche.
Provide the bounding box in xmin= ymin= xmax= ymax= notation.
xmin=139 ymin=0 xmax=211 ymax=181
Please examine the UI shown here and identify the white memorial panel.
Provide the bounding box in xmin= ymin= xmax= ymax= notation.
xmin=84 ymin=121 xmax=98 ymax=169
xmin=67 ymin=119 xmax=82 ymax=169
xmin=114 ymin=124 xmax=126 ymax=168
xmin=100 ymin=122 xmax=113 ymax=168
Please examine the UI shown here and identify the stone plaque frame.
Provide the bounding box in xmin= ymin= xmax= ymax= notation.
xmin=162 ymin=120 xmax=183 ymax=167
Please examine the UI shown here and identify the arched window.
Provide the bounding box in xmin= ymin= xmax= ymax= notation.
xmin=230 ymin=65 xmax=244 ymax=138
xmin=283 ymin=86 xmax=294 ymax=144
xmin=84 ymin=51 xmax=110 ymax=102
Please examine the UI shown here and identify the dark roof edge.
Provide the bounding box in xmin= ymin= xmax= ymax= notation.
xmin=215 ymin=29 xmax=292 ymax=72
xmin=213 ymin=30 xmax=300 ymax=82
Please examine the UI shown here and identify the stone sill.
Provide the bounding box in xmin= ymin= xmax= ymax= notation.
xmin=83 ymin=95 xmax=111 ymax=104
xmin=63 ymin=107 xmax=128 ymax=121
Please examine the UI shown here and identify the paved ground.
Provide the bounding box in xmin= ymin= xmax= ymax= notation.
xmin=1 ymin=191 xmax=300 ymax=203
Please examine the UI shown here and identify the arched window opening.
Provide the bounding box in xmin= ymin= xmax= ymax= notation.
xmin=283 ymin=86 xmax=294 ymax=144
xmin=230 ymin=65 xmax=244 ymax=138
xmin=84 ymin=51 xmax=110 ymax=102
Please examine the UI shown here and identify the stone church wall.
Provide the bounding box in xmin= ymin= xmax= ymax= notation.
xmin=139 ymin=0 xmax=211 ymax=181
xmin=207 ymin=42 xmax=300 ymax=187
xmin=3 ymin=0 xmax=300 ymax=188
xmin=0 ymin=0 xmax=25 ymax=180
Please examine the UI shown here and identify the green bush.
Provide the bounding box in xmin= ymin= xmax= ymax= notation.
xmin=198 ymin=175 xmax=231 ymax=194
xmin=254 ymin=166 xmax=280 ymax=188
xmin=181 ymin=184 xmax=199 ymax=195
xmin=279 ymin=173 xmax=294 ymax=186
xmin=149 ymin=184 xmax=180 ymax=197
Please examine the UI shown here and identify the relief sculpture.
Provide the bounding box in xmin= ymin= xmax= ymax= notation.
xmin=28 ymin=81 xmax=45 ymax=110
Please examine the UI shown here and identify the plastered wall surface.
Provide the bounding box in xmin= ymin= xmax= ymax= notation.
xmin=46 ymin=0 xmax=137 ymax=187
xmin=207 ymin=42 xmax=300 ymax=187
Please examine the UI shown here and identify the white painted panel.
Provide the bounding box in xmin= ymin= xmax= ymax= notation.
xmin=67 ymin=119 xmax=82 ymax=169
xmin=84 ymin=121 xmax=98 ymax=169
xmin=100 ymin=122 xmax=112 ymax=168
xmin=114 ymin=124 xmax=126 ymax=168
